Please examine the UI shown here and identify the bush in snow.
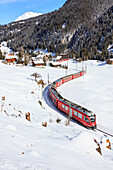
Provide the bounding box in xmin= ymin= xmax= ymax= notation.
xmin=56 ymin=118 xmax=61 ymax=123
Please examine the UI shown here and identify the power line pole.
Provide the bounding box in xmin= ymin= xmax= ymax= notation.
xmin=48 ymin=74 xmax=49 ymax=86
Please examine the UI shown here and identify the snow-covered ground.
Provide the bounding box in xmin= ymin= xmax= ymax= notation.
xmin=0 ymin=60 xmax=113 ymax=170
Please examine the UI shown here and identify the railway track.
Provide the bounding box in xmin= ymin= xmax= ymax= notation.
xmin=96 ymin=124 xmax=113 ymax=137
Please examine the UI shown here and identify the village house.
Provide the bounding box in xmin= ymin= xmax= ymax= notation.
xmin=32 ymin=59 xmax=45 ymax=67
xmin=54 ymin=53 xmax=70 ymax=62
xmin=106 ymin=59 xmax=113 ymax=65
xmin=60 ymin=53 xmax=69 ymax=59
xmin=5 ymin=54 xmax=18 ymax=64
xmin=32 ymin=53 xmax=49 ymax=67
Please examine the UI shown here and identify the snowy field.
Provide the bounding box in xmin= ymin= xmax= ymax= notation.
xmin=0 ymin=60 xmax=113 ymax=170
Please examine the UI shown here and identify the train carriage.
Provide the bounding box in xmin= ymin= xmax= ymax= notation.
xmin=70 ymin=103 xmax=96 ymax=129
xmin=57 ymin=97 xmax=96 ymax=129
xmin=62 ymin=75 xmax=72 ymax=84
xmin=49 ymin=88 xmax=58 ymax=106
xmin=80 ymin=70 xmax=85 ymax=76
xmin=55 ymin=78 xmax=63 ymax=88
xmin=58 ymin=98 xmax=71 ymax=115
xmin=72 ymin=72 xmax=81 ymax=79
xmin=49 ymin=87 xmax=63 ymax=107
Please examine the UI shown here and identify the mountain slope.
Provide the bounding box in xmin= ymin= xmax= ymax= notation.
xmin=0 ymin=0 xmax=113 ymax=58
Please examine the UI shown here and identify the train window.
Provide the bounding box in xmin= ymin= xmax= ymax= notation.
xmin=65 ymin=106 xmax=68 ymax=110
xmin=84 ymin=116 xmax=90 ymax=123
xmin=62 ymin=104 xmax=68 ymax=111
xmin=74 ymin=110 xmax=77 ymax=116
xmin=78 ymin=113 xmax=82 ymax=119
xmin=62 ymin=104 xmax=64 ymax=109
xmin=54 ymin=98 xmax=57 ymax=103
xmin=89 ymin=116 xmax=95 ymax=122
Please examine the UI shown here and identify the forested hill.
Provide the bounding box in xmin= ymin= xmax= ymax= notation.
xmin=0 ymin=0 xmax=113 ymax=59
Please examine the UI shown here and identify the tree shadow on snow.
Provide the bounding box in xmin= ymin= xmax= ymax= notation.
xmin=97 ymin=62 xmax=106 ymax=66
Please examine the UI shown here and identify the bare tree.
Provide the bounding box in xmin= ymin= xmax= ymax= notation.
xmin=31 ymin=73 xmax=41 ymax=82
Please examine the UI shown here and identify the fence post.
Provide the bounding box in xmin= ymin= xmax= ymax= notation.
xmin=26 ymin=112 xmax=30 ymax=121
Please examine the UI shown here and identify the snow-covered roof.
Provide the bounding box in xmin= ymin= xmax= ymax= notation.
xmin=5 ymin=54 xmax=18 ymax=59
xmin=33 ymin=59 xmax=44 ymax=64
xmin=107 ymin=44 xmax=113 ymax=50
xmin=1 ymin=41 xmax=7 ymax=47
xmin=56 ymin=56 xmax=62 ymax=60
xmin=51 ymin=62 xmax=61 ymax=66
xmin=36 ymin=54 xmax=45 ymax=58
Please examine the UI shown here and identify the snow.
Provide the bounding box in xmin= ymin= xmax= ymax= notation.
xmin=5 ymin=54 xmax=18 ymax=59
xmin=107 ymin=44 xmax=113 ymax=50
xmin=0 ymin=41 xmax=12 ymax=55
xmin=15 ymin=12 xmax=42 ymax=22
xmin=32 ymin=59 xmax=44 ymax=64
xmin=62 ymin=23 xmax=66 ymax=29
xmin=56 ymin=55 xmax=62 ymax=60
xmin=0 ymin=60 xmax=113 ymax=169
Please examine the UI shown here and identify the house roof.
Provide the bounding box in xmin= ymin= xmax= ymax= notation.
xmin=33 ymin=59 xmax=44 ymax=64
xmin=5 ymin=54 xmax=18 ymax=59
xmin=107 ymin=44 xmax=113 ymax=50
xmin=56 ymin=56 xmax=62 ymax=60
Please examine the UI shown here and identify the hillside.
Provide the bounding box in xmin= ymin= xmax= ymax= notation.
xmin=0 ymin=0 xmax=113 ymax=59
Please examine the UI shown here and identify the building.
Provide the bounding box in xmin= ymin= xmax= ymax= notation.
xmin=32 ymin=59 xmax=45 ymax=67
xmin=32 ymin=54 xmax=49 ymax=67
xmin=60 ymin=53 xmax=69 ymax=59
xmin=106 ymin=59 xmax=113 ymax=65
xmin=5 ymin=54 xmax=18 ymax=64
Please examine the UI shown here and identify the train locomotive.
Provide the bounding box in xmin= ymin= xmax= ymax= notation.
xmin=49 ymin=70 xmax=96 ymax=129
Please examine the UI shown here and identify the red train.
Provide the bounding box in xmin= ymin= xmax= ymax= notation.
xmin=49 ymin=70 xmax=96 ymax=129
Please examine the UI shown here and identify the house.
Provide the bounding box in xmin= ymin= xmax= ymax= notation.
xmin=32 ymin=54 xmax=49 ymax=67
xmin=32 ymin=59 xmax=45 ymax=67
xmin=60 ymin=53 xmax=69 ymax=59
xmin=5 ymin=54 xmax=18 ymax=64
xmin=55 ymin=53 xmax=70 ymax=62
xmin=106 ymin=59 xmax=113 ymax=65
